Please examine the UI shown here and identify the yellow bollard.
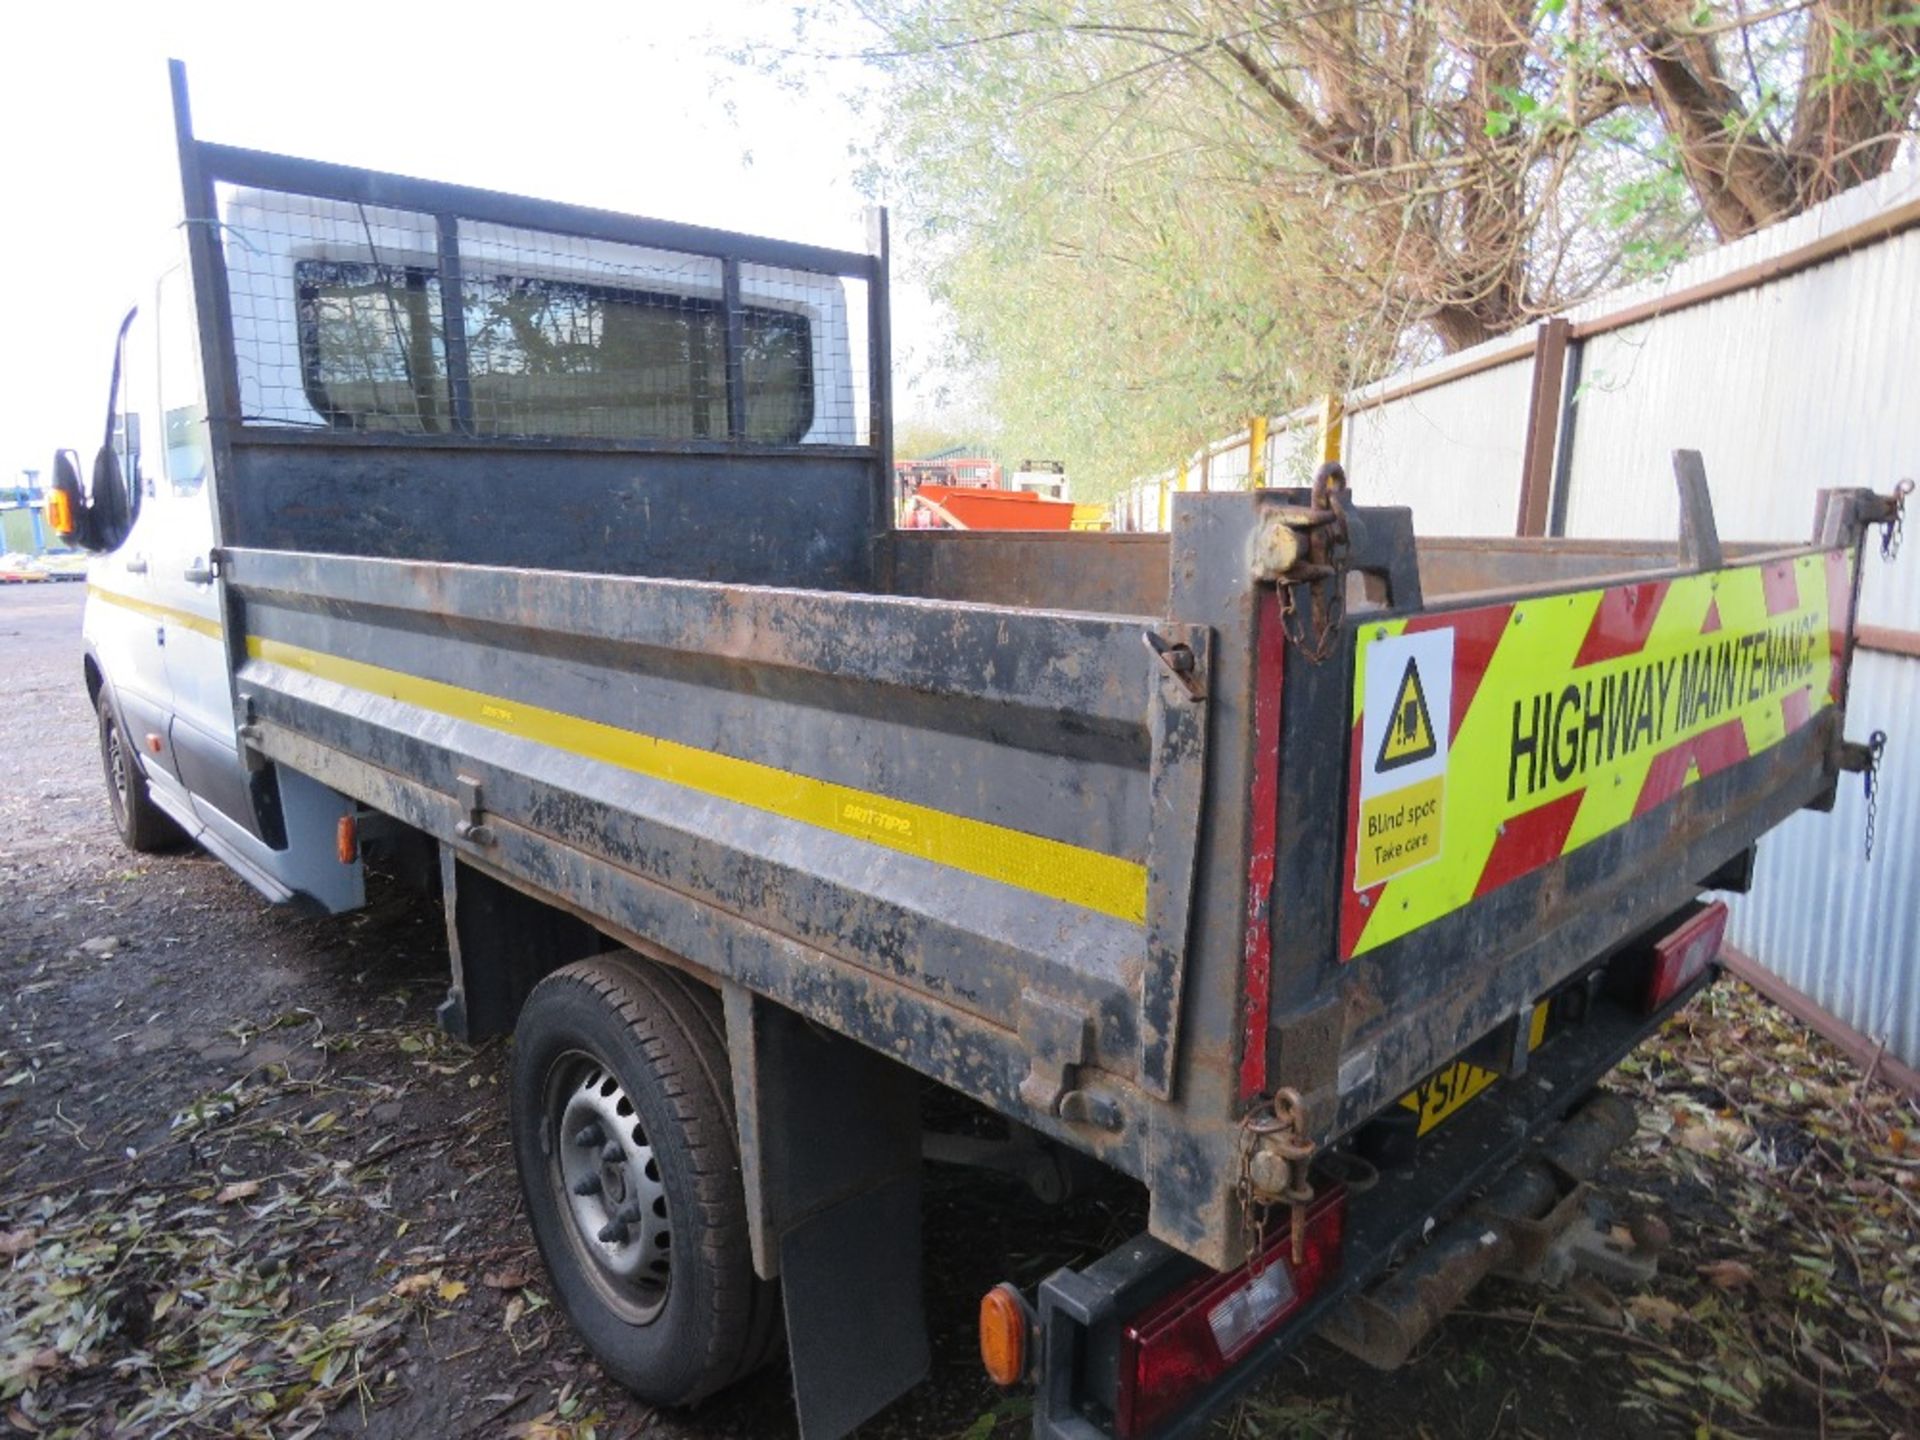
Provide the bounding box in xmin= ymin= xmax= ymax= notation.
xmin=1248 ymin=415 xmax=1268 ymax=490
xmin=1316 ymin=394 xmax=1344 ymax=468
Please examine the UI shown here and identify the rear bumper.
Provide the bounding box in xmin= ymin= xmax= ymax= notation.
xmin=1029 ymin=965 xmax=1714 ymax=1439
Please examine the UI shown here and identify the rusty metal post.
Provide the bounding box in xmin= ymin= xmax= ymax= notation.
xmin=1514 ymin=317 xmax=1571 ymax=537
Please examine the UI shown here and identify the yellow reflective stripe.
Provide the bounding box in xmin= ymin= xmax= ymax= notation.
xmin=87 ymin=583 xmax=224 ymax=640
xmin=246 ymin=636 xmax=1149 ymax=925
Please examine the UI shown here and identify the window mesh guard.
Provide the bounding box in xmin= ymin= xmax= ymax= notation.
xmin=216 ymin=184 xmax=870 ymax=448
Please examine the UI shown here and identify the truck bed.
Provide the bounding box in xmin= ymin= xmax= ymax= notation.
xmin=224 ymin=489 xmax=1870 ymax=1268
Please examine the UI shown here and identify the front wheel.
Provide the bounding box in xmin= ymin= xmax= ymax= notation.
xmin=96 ymin=693 xmax=182 ymax=853
xmin=509 ymin=955 xmax=780 ymax=1406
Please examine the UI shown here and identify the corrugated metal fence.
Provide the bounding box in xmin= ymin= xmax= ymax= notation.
xmin=1118 ymin=164 xmax=1920 ymax=1068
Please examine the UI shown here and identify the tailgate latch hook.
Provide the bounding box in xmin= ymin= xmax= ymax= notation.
xmin=454 ymin=774 xmax=497 ymax=847
xmin=1143 ymin=630 xmax=1206 ymax=701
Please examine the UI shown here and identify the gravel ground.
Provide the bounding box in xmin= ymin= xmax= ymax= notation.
xmin=3 ymin=582 xmax=1915 ymax=1440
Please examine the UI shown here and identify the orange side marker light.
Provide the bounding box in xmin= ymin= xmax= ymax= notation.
xmin=979 ymin=1283 xmax=1031 ymax=1388
xmin=337 ymin=813 xmax=359 ymax=865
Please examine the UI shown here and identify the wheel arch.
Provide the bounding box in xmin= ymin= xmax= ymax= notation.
xmin=82 ymin=649 xmax=105 ymax=708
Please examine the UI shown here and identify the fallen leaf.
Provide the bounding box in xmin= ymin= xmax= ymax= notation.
xmin=1698 ymin=1259 xmax=1755 ymax=1291
xmin=0 ymin=1348 xmax=62 ymax=1387
xmin=0 ymin=1229 xmax=35 ymax=1258
xmin=483 ymin=1267 xmax=536 ymax=1292
xmin=392 ymin=1272 xmax=439 ymax=1299
xmin=1625 ymin=1294 xmax=1687 ymax=1332
xmin=215 ymin=1180 xmax=261 ymax=1205
xmin=436 ymin=1280 xmax=469 ymax=1303
xmin=1674 ymin=1124 xmax=1720 ymax=1154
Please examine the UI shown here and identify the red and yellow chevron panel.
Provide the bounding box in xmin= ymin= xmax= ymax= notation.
xmin=1340 ymin=550 xmax=1853 ymax=960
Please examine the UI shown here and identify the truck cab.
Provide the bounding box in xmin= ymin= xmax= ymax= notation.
xmin=72 ymin=257 xmax=359 ymax=902
xmin=67 ymin=176 xmax=857 ymax=909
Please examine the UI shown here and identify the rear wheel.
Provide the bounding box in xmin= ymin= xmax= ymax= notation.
xmin=509 ymin=955 xmax=780 ymax=1406
xmin=96 ymin=693 xmax=182 ymax=853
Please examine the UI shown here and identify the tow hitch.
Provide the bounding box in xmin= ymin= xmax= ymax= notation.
xmin=1316 ymin=1091 xmax=1649 ymax=1370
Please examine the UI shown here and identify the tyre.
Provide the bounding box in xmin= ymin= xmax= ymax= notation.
xmin=509 ymin=954 xmax=780 ymax=1406
xmin=96 ymin=693 xmax=183 ymax=853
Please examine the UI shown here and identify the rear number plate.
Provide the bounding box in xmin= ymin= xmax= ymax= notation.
xmin=1397 ymin=1002 xmax=1549 ymax=1137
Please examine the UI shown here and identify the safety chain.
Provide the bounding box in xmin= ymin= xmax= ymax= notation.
xmin=1280 ymin=464 xmax=1351 ymax=664
xmin=1864 ymin=729 xmax=1886 ymax=862
xmin=1883 ymin=479 xmax=1913 ymax=562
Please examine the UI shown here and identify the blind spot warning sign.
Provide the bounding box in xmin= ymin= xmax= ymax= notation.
xmin=1357 ymin=628 xmax=1453 ymax=891
xmin=1376 ymin=659 xmax=1437 ymax=771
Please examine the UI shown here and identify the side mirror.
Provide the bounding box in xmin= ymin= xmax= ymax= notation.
xmin=57 ymin=306 xmax=147 ymax=554
xmin=46 ymin=443 xmax=138 ymax=554
xmin=91 ymin=442 xmax=136 ymax=551
xmin=47 ymin=449 xmax=98 ymax=550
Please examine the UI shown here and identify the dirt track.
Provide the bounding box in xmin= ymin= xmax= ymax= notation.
xmin=3 ymin=582 xmax=1915 ymax=1440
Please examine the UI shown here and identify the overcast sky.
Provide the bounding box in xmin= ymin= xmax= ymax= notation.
xmin=0 ymin=0 xmax=951 ymax=489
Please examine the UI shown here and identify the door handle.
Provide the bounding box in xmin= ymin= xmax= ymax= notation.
xmin=124 ymin=555 xmax=148 ymax=574
xmin=183 ymin=560 xmax=214 ymax=585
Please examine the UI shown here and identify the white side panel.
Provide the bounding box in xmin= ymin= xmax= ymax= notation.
xmin=1728 ymin=650 xmax=1920 ymax=1064
xmin=1558 ymin=219 xmax=1920 ymax=632
xmin=1344 ymin=360 xmax=1532 ymax=536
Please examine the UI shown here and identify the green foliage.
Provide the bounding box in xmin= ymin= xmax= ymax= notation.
xmin=893 ymin=421 xmax=984 ymax=461
xmin=786 ymin=0 xmax=1920 ymax=491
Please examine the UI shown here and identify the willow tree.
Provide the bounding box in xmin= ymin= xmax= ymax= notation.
xmin=825 ymin=0 xmax=1920 ymax=488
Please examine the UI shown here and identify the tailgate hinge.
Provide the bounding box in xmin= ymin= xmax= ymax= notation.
xmin=1250 ymin=463 xmax=1350 ymax=664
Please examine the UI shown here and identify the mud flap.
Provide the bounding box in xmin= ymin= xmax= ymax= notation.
xmin=436 ymin=849 xmax=603 ymax=1041
xmin=722 ymin=985 xmax=929 ymax=1439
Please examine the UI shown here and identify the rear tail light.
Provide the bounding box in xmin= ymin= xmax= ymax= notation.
xmin=1643 ymin=900 xmax=1729 ymax=1012
xmin=1115 ymin=1187 xmax=1345 ymax=1439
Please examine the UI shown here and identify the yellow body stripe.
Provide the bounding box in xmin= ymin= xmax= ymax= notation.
xmin=88 ymin=583 xmax=224 ymax=639
xmin=246 ymin=636 xmax=1149 ymax=924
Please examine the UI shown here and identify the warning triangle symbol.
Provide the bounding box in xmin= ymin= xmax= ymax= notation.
xmin=1376 ymin=658 xmax=1438 ymax=772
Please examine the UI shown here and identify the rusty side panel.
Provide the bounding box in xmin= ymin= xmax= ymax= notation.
xmin=224 ymin=544 xmax=1233 ymax=1254
xmin=1414 ymin=536 xmax=1778 ymax=600
xmin=887 ymin=530 xmax=1171 ymax=615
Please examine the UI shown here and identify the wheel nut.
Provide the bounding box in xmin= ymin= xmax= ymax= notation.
xmin=601 ymin=1141 xmax=624 ymax=1164
xmin=572 ymin=1123 xmax=603 ymax=1148
xmin=571 ymin=1175 xmax=603 ymax=1197
xmin=597 ymin=1220 xmax=629 ymax=1245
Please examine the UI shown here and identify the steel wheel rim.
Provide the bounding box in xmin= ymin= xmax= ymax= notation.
xmin=105 ymin=716 xmax=128 ymax=810
xmin=544 ymin=1049 xmax=671 ymax=1324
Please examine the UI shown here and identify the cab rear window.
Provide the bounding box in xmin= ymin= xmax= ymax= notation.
xmin=296 ymin=260 xmax=813 ymax=444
